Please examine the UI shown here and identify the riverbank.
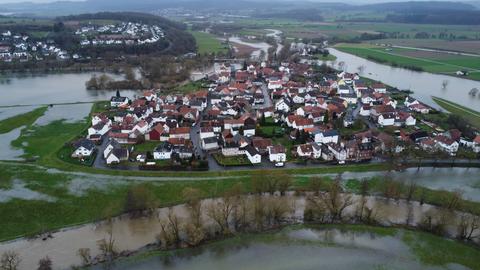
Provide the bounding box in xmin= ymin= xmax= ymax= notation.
xmin=432 ymin=96 xmax=480 ymax=129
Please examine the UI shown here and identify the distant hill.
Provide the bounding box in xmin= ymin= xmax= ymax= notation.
xmin=360 ymin=1 xmax=475 ymax=11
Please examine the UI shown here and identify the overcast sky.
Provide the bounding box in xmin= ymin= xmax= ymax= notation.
xmin=0 ymin=0 xmax=467 ymax=4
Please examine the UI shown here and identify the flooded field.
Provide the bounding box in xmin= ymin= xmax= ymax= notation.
xmin=94 ymin=226 xmax=475 ymax=270
xmin=0 ymin=194 xmax=477 ymax=270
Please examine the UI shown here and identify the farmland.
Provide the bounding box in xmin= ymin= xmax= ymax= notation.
xmin=189 ymin=30 xmax=229 ymax=55
xmin=334 ymin=43 xmax=480 ymax=80
xmin=371 ymin=39 xmax=480 ymax=55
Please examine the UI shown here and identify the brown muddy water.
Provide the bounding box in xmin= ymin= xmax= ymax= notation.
xmin=0 ymin=195 xmax=476 ymax=270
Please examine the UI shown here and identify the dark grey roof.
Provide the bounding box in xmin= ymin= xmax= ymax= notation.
xmin=73 ymin=139 xmax=95 ymax=151
xmin=203 ymin=137 xmax=218 ymax=144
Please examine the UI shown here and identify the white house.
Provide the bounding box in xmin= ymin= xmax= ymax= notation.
xmin=106 ymin=148 xmax=129 ymax=165
xmin=245 ymin=146 xmax=262 ymax=164
xmin=153 ymin=142 xmax=173 ymax=160
xmin=313 ymin=130 xmax=339 ymax=144
xmin=88 ymin=121 xmax=111 ymax=138
xmin=202 ymin=137 xmax=219 ymax=151
xmin=110 ymin=96 xmax=129 ymax=108
xmin=327 ymin=143 xmax=347 ymax=162
xmin=200 ymin=127 xmax=215 ymax=140
xmin=377 ymin=113 xmax=396 ymax=127
xmin=268 ymin=145 xmax=287 ymax=163
xmin=71 ymin=139 xmax=95 ymax=158
xmin=275 ymin=98 xmax=291 ymax=113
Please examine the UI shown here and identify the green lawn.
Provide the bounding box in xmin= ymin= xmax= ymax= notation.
xmin=432 ymin=96 xmax=480 ymax=129
xmin=213 ymin=153 xmax=252 ymax=166
xmin=0 ymin=106 xmax=47 ymax=134
xmin=189 ymin=31 xmax=229 ymax=55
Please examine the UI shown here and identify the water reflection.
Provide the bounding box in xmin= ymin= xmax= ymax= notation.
xmin=94 ymin=228 xmax=448 ymax=270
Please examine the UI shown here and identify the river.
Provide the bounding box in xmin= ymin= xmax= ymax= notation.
xmin=327 ymin=48 xmax=480 ymax=110
xmin=0 ymin=72 xmax=139 ymax=107
xmin=90 ymin=227 xmax=471 ymax=270
xmin=0 ymin=194 xmax=477 ymax=270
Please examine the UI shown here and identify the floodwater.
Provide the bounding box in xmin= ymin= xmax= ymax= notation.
xmin=328 ymin=48 xmax=480 ymax=109
xmin=0 ymin=194 xmax=474 ymax=270
xmin=34 ymin=103 xmax=92 ymax=126
xmin=100 ymin=227 xmax=470 ymax=270
xmin=0 ymin=106 xmax=40 ymax=121
xmin=0 ymin=72 xmax=139 ymax=107
xmin=0 ymin=126 xmax=24 ymax=160
xmin=228 ymin=37 xmax=271 ymax=61
xmin=0 ymin=179 xmax=56 ymax=203
xmin=310 ymin=167 xmax=480 ymax=202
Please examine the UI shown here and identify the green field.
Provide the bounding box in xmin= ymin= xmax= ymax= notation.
xmin=0 ymin=106 xmax=47 ymax=134
xmin=335 ymin=43 xmax=480 ymax=80
xmin=432 ymin=97 xmax=480 ymax=129
xmin=189 ymin=31 xmax=229 ymax=55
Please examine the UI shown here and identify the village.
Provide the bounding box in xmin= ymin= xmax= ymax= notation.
xmin=0 ymin=21 xmax=165 ymax=63
xmin=0 ymin=30 xmax=70 ymax=62
xmin=69 ymin=60 xmax=480 ymax=171
xmin=76 ymin=21 xmax=165 ymax=47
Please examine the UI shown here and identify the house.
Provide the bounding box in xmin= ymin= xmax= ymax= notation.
xmin=372 ymin=83 xmax=387 ymax=94
xmin=409 ymin=103 xmax=430 ymax=114
xmin=252 ymin=137 xmax=273 ymax=154
xmin=200 ymin=127 xmax=215 ymax=140
xmin=275 ymin=98 xmax=291 ymax=113
xmin=106 ymin=148 xmax=129 ymax=165
xmin=268 ymin=145 xmax=286 ymax=163
xmin=71 ymin=139 xmax=96 ymax=158
xmin=434 ymin=135 xmax=459 ymax=156
xmin=327 ymin=143 xmax=347 ymax=163
xmin=103 ymin=139 xmax=120 ymax=159
xmin=378 ymin=113 xmax=396 ymax=127
xmin=395 ymin=111 xmax=416 ymax=126
xmin=202 ymin=137 xmax=219 ymax=151
xmin=110 ymin=91 xmax=129 ymax=107
xmin=153 ymin=142 xmax=173 ymax=160
xmin=473 ymin=135 xmax=480 ymax=153
xmin=174 ymin=145 xmax=194 ymax=159
xmin=404 ymin=96 xmax=419 ymax=107
xmin=297 ymin=144 xmax=313 ymax=158
xmin=313 ymin=129 xmax=339 ymax=144
xmin=146 ymin=124 xmax=166 ymax=141
xmin=88 ymin=121 xmax=111 ymax=138
xmin=359 ymin=105 xmax=371 ymax=117
xmin=245 ymin=146 xmax=262 ymax=164
xmin=297 ymin=143 xmax=321 ymax=159
xmin=169 ymin=127 xmax=191 ymax=140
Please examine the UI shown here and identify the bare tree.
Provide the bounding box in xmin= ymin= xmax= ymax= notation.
xmin=360 ymin=178 xmax=369 ymax=196
xmin=444 ymin=189 xmax=463 ymax=210
xmin=457 ymin=214 xmax=480 ymax=240
xmin=182 ymin=187 xmax=204 ymax=228
xmin=442 ymin=79 xmax=449 ymax=89
xmin=264 ymin=196 xmax=293 ymax=226
xmin=157 ymin=208 xmax=182 ymax=248
xmin=308 ymin=176 xmax=323 ymax=196
xmin=0 ymin=251 xmax=21 ymax=270
xmin=37 ymin=256 xmax=52 ymax=270
xmin=124 ymin=184 xmax=158 ymax=218
xmin=319 ymin=179 xmax=353 ymax=222
xmin=77 ymin=248 xmax=91 ymax=266
xmin=97 ymin=228 xmax=117 ymax=262
xmin=183 ymin=223 xmax=205 ymax=247
xmin=304 ymin=194 xmax=328 ymax=223
xmin=277 ymin=174 xmax=293 ymax=196
xmin=406 ymin=180 xmax=417 ymax=202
